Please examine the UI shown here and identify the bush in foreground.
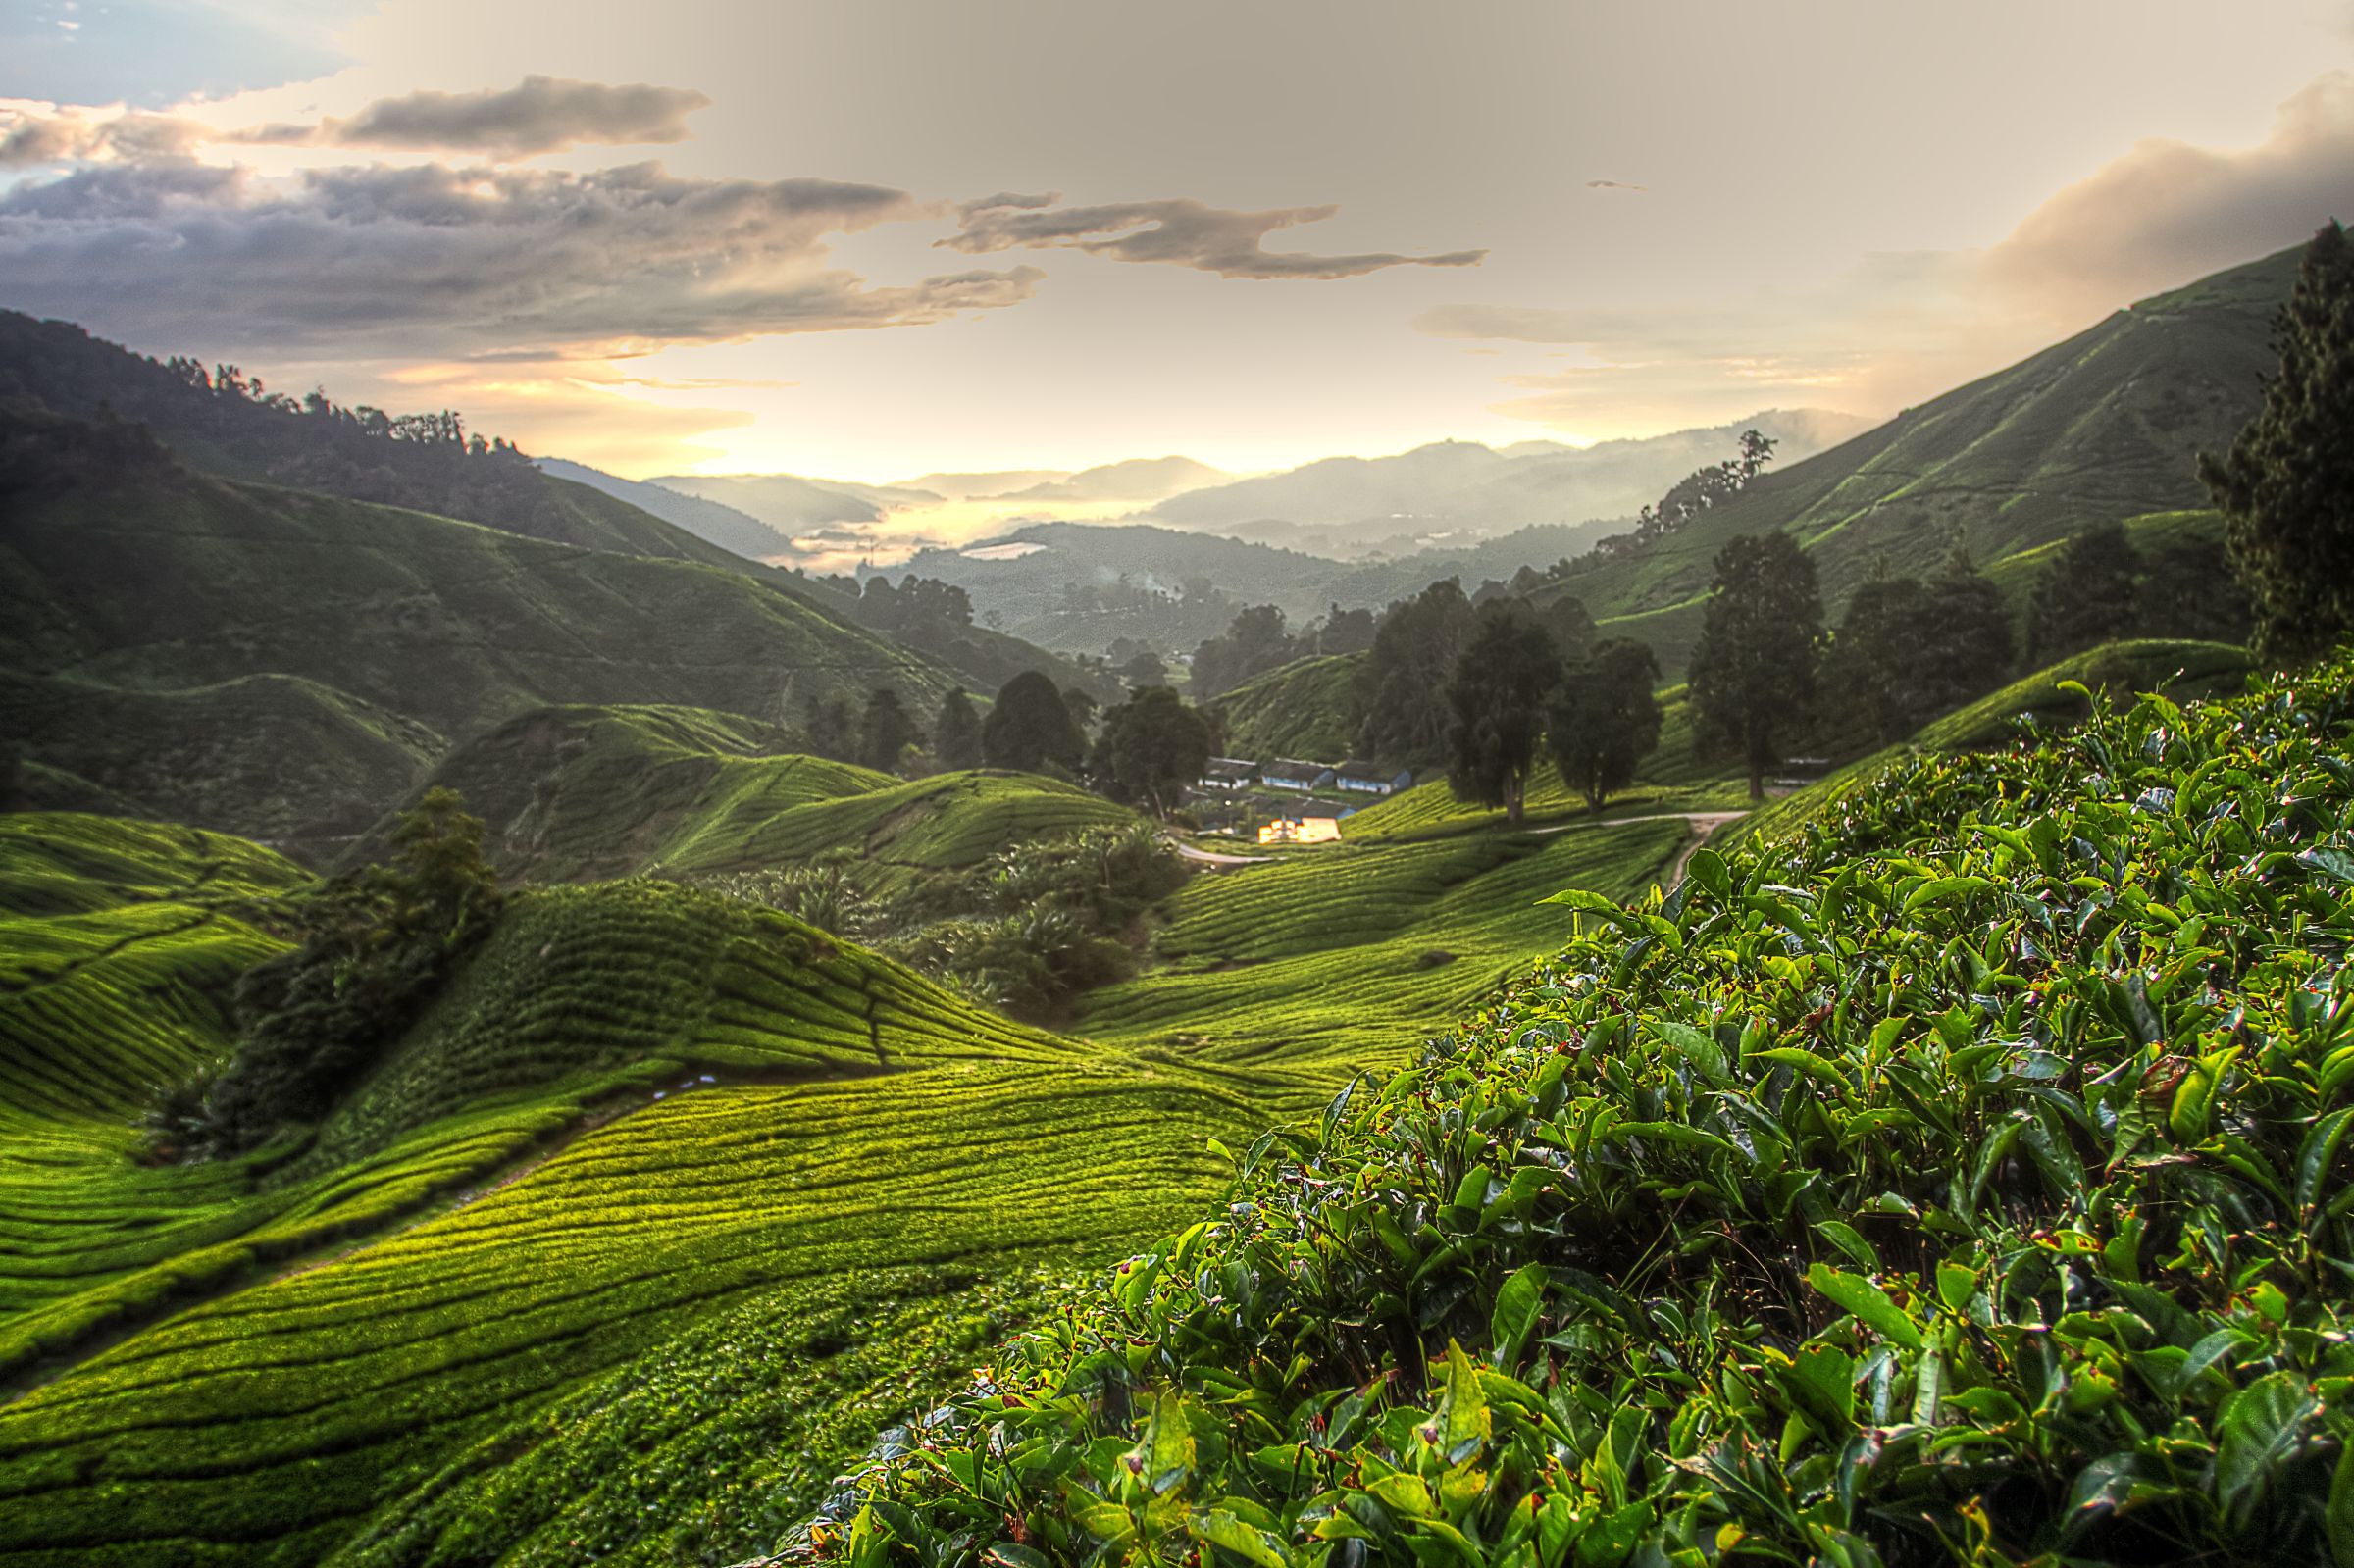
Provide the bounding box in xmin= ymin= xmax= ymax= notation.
xmin=799 ymin=652 xmax=2354 ymax=1567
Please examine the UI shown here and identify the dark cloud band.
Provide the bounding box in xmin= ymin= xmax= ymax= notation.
xmin=0 ymin=160 xmax=1041 ymax=356
xmin=943 ymin=193 xmax=1485 ymax=279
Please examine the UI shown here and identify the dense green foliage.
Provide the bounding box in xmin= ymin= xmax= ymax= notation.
xmin=2025 ymin=523 xmax=2141 ymax=665
xmin=1688 ymin=532 xmax=1825 ymax=798
xmin=2201 ymin=223 xmax=2354 ymax=661
xmin=818 ymin=645 xmax=2354 ymax=1568
xmin=1195 ymin=607 xmax=1310 ymax=701
xmin=937 ymin=688 xmax=987 ymax=770
xmin=1825 ymin=549 xmax=2015 ymax=745
xmin=1356 ymin=582 xmax=1479 ymax=764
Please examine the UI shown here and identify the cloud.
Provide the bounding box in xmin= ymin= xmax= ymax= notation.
xmin=233 ymin=75 xmax=713 ymax=158
xmin=0 ymin=103 xmax=206 ymax=167
xmin=942 ymin=193 xmax=1486 ymax=279
xmin=1420 ymin=72 xmax=2354 ymax=435
xmin=1585 ymin=178 xmax=1646 ymax=192
xmin=0 ymin=159 xmax=1044 ymax=357
xmin=1979 ymin=71 xmax=2354 ymax=322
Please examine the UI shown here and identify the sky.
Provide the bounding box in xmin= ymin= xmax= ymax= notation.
xmin=3 ymin=0 xmax=2352 ymax=483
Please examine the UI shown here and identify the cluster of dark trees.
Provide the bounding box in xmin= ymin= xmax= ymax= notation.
xmin=788 ymin=668 xmax=1212 ymax=821
xmin=1439 ymin=601 xmax=1664 ymax=825
xmin=147 ymin=790 xmax=504 ymax=1160
xmin=1185 ymin=602 xmax=1378 ymax=698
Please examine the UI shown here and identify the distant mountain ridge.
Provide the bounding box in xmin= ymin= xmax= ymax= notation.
xmin=1146 ymin=409 xmax=1874 ymax=550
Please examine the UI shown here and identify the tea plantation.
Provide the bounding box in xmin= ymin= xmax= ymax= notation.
xmin=818 ymin=653 xmax=2354 ymax=1567
xmin=0 ymin=851 xmax=1277 ymax=1564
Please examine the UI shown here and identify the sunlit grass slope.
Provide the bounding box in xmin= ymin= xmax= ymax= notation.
xmin=1085 ymin=817 xmax=1688 ymax=1083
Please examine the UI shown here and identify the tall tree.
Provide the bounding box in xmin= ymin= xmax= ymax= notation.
xmin=1097 ymin=686 xmax=1213 ymax=819
xmin=1688 ymin=532 xmax=1824 ymax=800
xmin=857 ymin=688 xmax=920 ymax=775
xmin=2025 ymin=521 xmax=2138 ymax=664
xmin=2199 ymin=221 xmax=2354 ymax=661
xmin=1355 ymin=578 xmax=1476 ymax=761
xmin=1546 ymin=637 xmax=1663 ymax=811
xmin=1444 ymin=612 xmax=1561 ymax=826
xmin=1821 ymin=561 xmax=1932 ymax=745
xmin=982 ymin=671 xmax=1085 ymax=774
xmin=1313 ymin=604 xmax=1378 ymax=656
xmin=933 ymin=687 xmax=984 ymax=771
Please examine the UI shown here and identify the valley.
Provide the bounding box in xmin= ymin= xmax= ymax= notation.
xmin=1 ymin=187 xmax=2349 ymax=1568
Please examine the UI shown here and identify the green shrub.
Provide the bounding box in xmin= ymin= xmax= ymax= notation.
xmin=201 ymin=789 xmax=501 ymax=1152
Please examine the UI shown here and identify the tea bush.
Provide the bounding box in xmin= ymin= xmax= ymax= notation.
xmin=810 ymin=653 xmax=2354 ymax=1567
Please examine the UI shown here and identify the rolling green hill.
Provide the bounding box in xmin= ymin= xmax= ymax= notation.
xmin=0 ymin=413 xmax=967 ymax=852
xmin=371 ymin=703 xmax=1139 ymax=887
xmin=1081 ymin=814 xmax=1692 ymax=1085
xmin=0 ymin=310 xmax=775 ymax=576
xmin=0 ymin=668 xmax=444 ymax=858
xmin=1541 ymin=245 xmax=2294 ymax=677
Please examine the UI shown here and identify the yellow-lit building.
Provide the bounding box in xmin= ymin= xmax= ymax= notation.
xmin=1257 ymin=816 xmax=1341 ymax=845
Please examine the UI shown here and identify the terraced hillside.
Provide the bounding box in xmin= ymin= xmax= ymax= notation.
xmin=1536 ymin=245 xmax=2294 ymax=677
xmin=1212 ymin=655 xmax=1360 ymax=762
xmin=0 ymin=815 xmax=1272 ymax=1566
xmin=373 ymin=705 xmax=1139 ymax=887
xmin=1 ymin=669 xmax=443 ymax=858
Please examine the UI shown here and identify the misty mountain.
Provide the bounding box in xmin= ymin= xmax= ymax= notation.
xmin=646 ymin=471 xmax=896 ymax=534
xmin=1147 ymin=409 xmax=1874 ymax=551
xmin=998 ymin=456 xmax=1230 ymax=503
xmin=535 ymin=458 xmax=795 ymax=561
